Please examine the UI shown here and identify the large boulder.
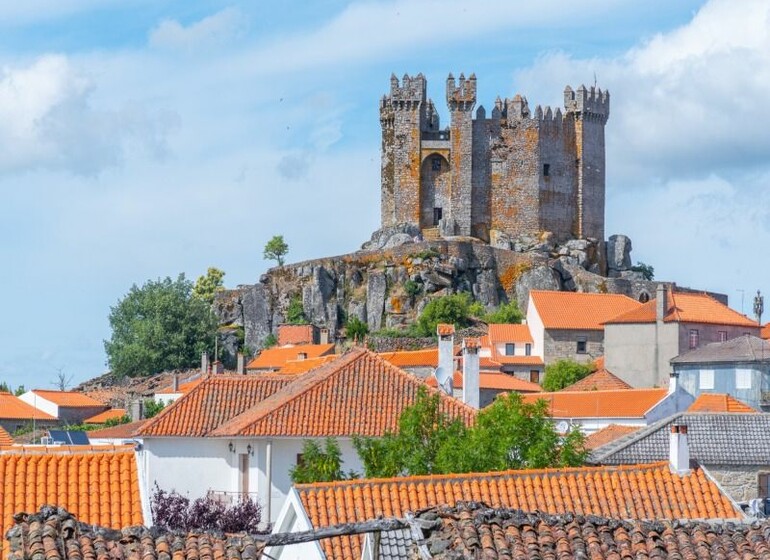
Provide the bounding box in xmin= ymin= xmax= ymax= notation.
xmin=366 ymin=271 xmax=387 ymax=330
xmin=514 ymin=265 xmax=561 ymax=309
xmin=607 ymin=234 xmax=632 ymax=273
xmin=362 ymin=224 xmax=422 ymax=251
xmin=241 ymin=284 xmax=272 ymax=350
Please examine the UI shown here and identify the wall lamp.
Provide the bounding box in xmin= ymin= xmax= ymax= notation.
xmin=228 ymin=441 xmax=235 ymax=453
xmin=246 ymin=444 xmax=254 ymax=456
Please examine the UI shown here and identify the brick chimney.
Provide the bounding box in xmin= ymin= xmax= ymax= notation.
xmin=436 ymin=324 xmax=455 ymax=394
xmin=669 ymin=424 xmax=690 ymax=475
xmin=237 ymin=353 xmax=246 ymax=375
xmin=462 ymin=338 xmax=480 ymax=408
xmin=656 ymin=284 xmax=668 ymax=322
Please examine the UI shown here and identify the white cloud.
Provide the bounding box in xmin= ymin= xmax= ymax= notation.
xmin=149 ymin=7 xmax=246 ymax=50
xmin=0 ymin=55 xmax=180 ymax=175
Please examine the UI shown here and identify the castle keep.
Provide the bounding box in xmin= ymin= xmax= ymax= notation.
xmin=379 ymin=73 xmax=610 ymax=243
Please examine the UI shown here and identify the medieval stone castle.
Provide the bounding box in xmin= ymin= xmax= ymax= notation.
xmin=379 ymin=73 xmax=610 ymax=244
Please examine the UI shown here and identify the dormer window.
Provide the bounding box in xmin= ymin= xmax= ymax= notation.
xmin=505 ymin=343 xmax=515 ymax=356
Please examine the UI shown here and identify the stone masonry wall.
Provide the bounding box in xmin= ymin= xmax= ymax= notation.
xmin=543 ymin=329 xmax=604 ymax=365
xmin=706 ymin=464 xmax=767 ymax=503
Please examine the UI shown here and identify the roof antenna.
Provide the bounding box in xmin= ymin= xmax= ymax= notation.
xmin=593 ymin=72 xmax=598 ymax=89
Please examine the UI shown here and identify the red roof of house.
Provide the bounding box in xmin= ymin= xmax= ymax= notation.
xmin=0 ymin=427 xmax=13 ymax=447
xmin=561 ymin=368 xmax=632 ymax=391
xmin=687 ymin=393 xmax=756 ymax=413
xmin=30 ymin=390 xmax=105 ymax=408
xmin=523 ymin=388 xmax=668 ymax=418
xmin=277 ymin=324 xmax=316 ymax=346
xmin=584 ymin=424 xmax=641 ymax=449
xmin=278 ymin=355 xmax=339 ymax=374
xmin=295 ymin=462 xmax=741 ymax=560
xmin=487 ymin=323 xmax=533 ymax=343
xmin=83 ymin=408 xmax=127 ymax=424
xmin=762 ymin=323 xmax=770 ymax=339
xmin=88 ymin=419 xmax=148 ymax=439
xmin=155 ymin=378 xmax=204 ymax=395
xmin=245 ymin=343 xmax=335 ymax=370
xmin=378 ymin=348 xmax=439 ymax=368
xmin=210 ymin=349 xmax=475 ymax=438
xmin=529 ymin=290 xmax=642 ymax=330
xmin=426 ymin=372 xmax=542 ymax=393
xmin=606 ymin=290 xmax=759 ymax=328
xmin=0 ymin=393 xmax=56 ymax=421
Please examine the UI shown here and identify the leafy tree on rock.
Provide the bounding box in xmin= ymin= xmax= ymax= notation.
xmin=192 ymin=267 xmax=226 ymax=305
xmin=484 ymin=301 xmax=524 ymax=324
xmin=541 ymin=359 xmax=595 ymax=391
xmin=104 ymin=274 xmax=216 ymax=377
xmin=345 ymin=317 xmax=369 ymax=343
xmin=416 ymin=293 xmax=476 ymax=337
xmin=286 ymin=295 xmax=308 ymax=325
xmin=263 ymin=235 xmax=289 ymax=267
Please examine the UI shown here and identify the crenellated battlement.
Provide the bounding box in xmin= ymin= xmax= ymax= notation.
xmin=381 ymin=73 xmax=427 ymax=111
xmin=564 ymin=85 xmax=610 ymax=121
xmin=446 ymin=72 xmax=476 ymax=111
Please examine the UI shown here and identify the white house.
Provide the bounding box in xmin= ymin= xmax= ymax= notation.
xmin=136 ymin=348 xmax=474 ymax=524
xmin=18 ymin=389 xmax=107 ymax=424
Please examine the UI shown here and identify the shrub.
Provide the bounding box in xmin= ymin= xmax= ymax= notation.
xmin=484 ymin=301 xmax=524 ymax=324
xmin=416 ymin=293 xmax=475 ymax=337
xmin=542 ymin=359 xmax=595 ymax=391
xmin=144 ymin=399 xmax=165 ymax=419
xmin=286 ymin=295 xmax=308 ymax=325
xmin=262 ymin=333 xmax=278 ymax=349
xmin=345 ymin=317 xmax=369 ymax=343
xmin=404 ymin=280 xmax=421 ymax=298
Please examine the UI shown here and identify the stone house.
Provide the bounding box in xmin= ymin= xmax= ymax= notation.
xmin=604 ymin=285 xmax=760 ymax=388
xmin=0 ymin=391 xmax=57 ymax=434
xmin=590 ymin=411 xmax=770 ymax=504
xmin=479 ymin=323 xmax=544 ymax=383
xmin=670 ymin=334 xmax=770 ymax=411
xmin=525 ymin=290 xmax=641 ymax=366
xmin=16 ymin=390 xmax=106 ymax=425
xmin=245 ymin=343 xmax=335 ymax=372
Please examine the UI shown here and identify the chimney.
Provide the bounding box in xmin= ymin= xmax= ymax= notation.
xmin=319 ymin=327 xmax=329 ymax=345
xmin=297 ymin=352 xmax=308 ymax=361
xmin=656 ymin=284 xmax=667 ymax=322
xmin=669 ymin=424 xmax=690 ymax=475
xmin=201 ymin=352 xmax=210 ymax=375
xmin=462 ymin=338 xmax=480 ymax=408
xmin=237 ymin=353 xmax=245 ymax=374
xmin=668 ymin=371 xmax=678 ymax=394
xmin=436 ymin=324 xmax=455 ymax=394
xmin=129 ymin=400 xmax=144 ymax=422
xmin=212 ymin=360 xmax=224 ymax=374
xmin=172 ymin=374 xmax=179 ymax=392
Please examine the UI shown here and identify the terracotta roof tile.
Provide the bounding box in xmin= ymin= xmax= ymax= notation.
xmin=138 ymin=375 xmax=294 ymax=437
xmin=426 ymin=372 xmax=542 ymax=393
xmin=89 ymin=419 xmax=148 ymax=439
xmin=211 ymin=349 xmax=476 ymax=438
xmin=687 ymin=393 xmax=756 ymax=413
xmin=487 ymin=324 xmax=533 ymax=343
xmin=277 ymin=324 xmax=316 ymax=345
xmin=378 ymin=348 xmax=439 ymax=368
xmin=493 ymin=355 xmax=544 ymax=366
xmin=245 ymin=344 xmax=335 ymax=370
xmin=0 ymin=447 xmax=143 ymax=554
xmin=607 ymin=290 xmax=759 ymax=328
xmin=0 ymin=392 xmax=56 ymax=421
xmin=155 ymin=377 xmax=204 ymax=394
xmin=762 ymin=322 xmax=770 ymax=339
xmin=277 ymin=354 xmax=339 ymax=374
xmin=437 ymin=324 xmax=455 ymax=336
xmin=30 ymin=390 xmax=105 ymax=407
xmin=0 ymin=427 xmax=13 ymax=447
xmin=561 ymin=369 xmax=632 ymax=391
xmin=522 ymin=388 xmax=667 ymax=418
xmin=529 ymin=290 xmax=642 ymax=330
xmin=296 ymin=462 xmax=741 ymax=560
xmin=584 ymin=424 xmax=641 ymax=449
xmin=83 ymin=408 xmax=128 ymax=424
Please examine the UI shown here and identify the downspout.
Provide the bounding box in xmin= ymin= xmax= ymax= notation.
xmin=266 ymin=439 xmax=273 ymax=523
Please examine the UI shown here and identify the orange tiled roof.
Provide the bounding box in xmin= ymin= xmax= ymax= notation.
xmin=0 ymin=447 xmax=143 ymax=551
xmin=245 ymin=343 xmax=335 ymax=370
xmin=379 ymin=348 xmax=439 ymax=368
xmin=83 ymin=408 xmax=127 ymax=424
xmin=584 ymin=424 xmax=641 ymax=449
xmin=762 ymin=323 xmax=770 ymax=340
xmin=493 ymin=355 xmax=544 ymax=366
xmin=0 ymin=392 xmax=56 ymax=421
xmin=606 ymin=290 xmax=759 ymax=328
xmin=561 ymin=368 xmax=632 ymax=391
xmin=295 ymin=462 xmax=741 ymax=560
xmin=138 ymin=375 xmax=294 ymax=437
xmin=594 ymin=356 xmax=605 ymax=369
xmin=155 ymin=377 xmax=204 ymax=395
xmin=523 ymin=388 xmax=668 ymax=418
xmin=437 ymin=323 xmax=455 ymax=336
xmin=0 ymin=427 xmax=13 ymax=447
xmin=529 ymin=290 xmax=642 ymax=330
xmin=210 ymin=348 xmax=475 ymax=438
xmin=687 ymin=393 xmax=756 ymax=413
xmin=426 ymin=372 xmax=542 ymax=393
xmin=277 ymin=324 xmax=316 ymax=346
xmin=89 ymin=419 xmax=148 ymax=439
xmin=30 ymin=390 xmax=105 ymax=407
xmin=278 ymin=355 xmax=339 ymax=374
xmin=487 ymin=323 xmax=533 ymax=343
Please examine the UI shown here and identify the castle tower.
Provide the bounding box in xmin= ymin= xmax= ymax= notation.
xmin=445 ymin=73 xmax=476 ymax=236
xmin=380 ymin=73 xmax=427 ymax=229
xmin=564 ymin=85 xmax=610 ymax=240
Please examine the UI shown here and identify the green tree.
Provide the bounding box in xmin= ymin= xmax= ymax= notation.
xmin=290 ymin=438 xmax=345 ymax=484
xmin=264 ymin=235 xmax=289 ymax=266
xmin=192 ymin=267 xmax=226 ymax=305
xmin=484 ymin=301 xmax=524 ymax=324
xmin=631 ymin=261 xmax=655 ymax=281
xmin=104 ymin=274 xmax=217 ymax=377
xmin=286 ymin=295 xmax=308 ymax=325
xmin=541 ymin=359 xmax=595 ymax=391
xmin=104 ymin=414 xmax=131 ymax=427
xmin=262 ymin=333 xmax=278 ymax=348
xmin=0 ymin=382 xmax=10 ymax=393
xmin=14 ymin=385 xmax=25 ymax=396
xmin=345 ymin=317 xmax=369 ymax=343
xmin=144 ymin=399 xmax=165 ymax=419
xmin=416 ymin=293 xmax=476 ymax=337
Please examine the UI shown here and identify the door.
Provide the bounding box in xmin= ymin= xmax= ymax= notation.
xmin=433 ymin=207 xmax=443 ymax=225
xmin=239 ymin=453 xmax=249 ymax=495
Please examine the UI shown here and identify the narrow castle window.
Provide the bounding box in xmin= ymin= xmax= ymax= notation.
xmin=432 ymin=157 xmax=441 ymax=171
xmin=543 ymin=163 xmax=550 ymax=177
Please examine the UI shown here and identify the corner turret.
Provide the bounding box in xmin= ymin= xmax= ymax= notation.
xmin=564 ymin=84 xmax=610 ymax=123
xmin=446 ymin=72 xmax=476 ymax=112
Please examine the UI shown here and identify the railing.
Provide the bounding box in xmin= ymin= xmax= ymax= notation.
xmin=206 ymin=490 xmax=260 ymax=505
xmin=422 ymin=130 xmax=450 ymax=141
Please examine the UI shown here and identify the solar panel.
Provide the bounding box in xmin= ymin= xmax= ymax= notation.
xmin=67 ymin=431 xmax=90 ymax=445
xmin=47 ymin=430 xmax=90 ymax=445
xmin=47 ymin=430 xmax=69 ymax=444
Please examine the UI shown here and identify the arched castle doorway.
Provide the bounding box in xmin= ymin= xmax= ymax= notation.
xmin=420 ymin=153 xmax=450 ymax=229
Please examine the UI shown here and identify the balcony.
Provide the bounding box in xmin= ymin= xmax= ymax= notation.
xmin=206 ymin=490 xmax=260 ymax=505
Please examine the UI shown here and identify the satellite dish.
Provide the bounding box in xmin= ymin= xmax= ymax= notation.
xmin=555 ymin=421 xmax=570 ymax=434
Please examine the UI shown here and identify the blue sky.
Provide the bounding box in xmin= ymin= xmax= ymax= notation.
xmin=1 ymin=0 xmax=769 ymax=389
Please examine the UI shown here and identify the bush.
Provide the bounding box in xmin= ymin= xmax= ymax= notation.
xmin=286 ymin=295 xmax=308 ymax=325
xmin=290 ymin=438 xmax=345 ymax=484
xmin=104 ymin=414 xmax=131 ymax=427
xmin=144 ymin=399 xmax=165 ymax=419
xmin=631 ymin=261 xmax=655 ymax=280
xmin=484 ymin=301 xmax=524 ymax=324
xmin=416 ymin=293 xmax=476 ymax=337
xmin=345 ymin=317 xmax=369 ymax=343
xmin=404 ymin=280 xmax=421 ymax=298
xmin=542 ymin=359 xmax=595 ymax=391
xmin=262 ymin=333 xmax=278 ymax=349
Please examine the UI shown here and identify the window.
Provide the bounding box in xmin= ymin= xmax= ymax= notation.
xmin=543 ymin=163 xmax=550 ymax=177
xmin=529 ymin=370 xmax=539 ymax=384
xmin=431 ymin=156 xmax=442 ymax=171
xmin=505 ymin=343 xmax=515 ymax=356
xmin=760 ymin=473 xmax=770 ymax=498
xmin=699 ymin=369 xmax=715 ymax=389
xmin=525 ymin=343 xmax=532 ymax=356
xmin=576 ymin=337 xmax=587 ymax=354
xmin=433 ymin=207 xmax=442 ymax=224
xmin=296 ymin=453 xmax=305 ymax=468
xmin=689 ymin=329 xmax=699 ymax=349
xmin=736 ymin=369 xmax=752 ymax=389
xmin=718 ymin=331 xmax=728 ymax=342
